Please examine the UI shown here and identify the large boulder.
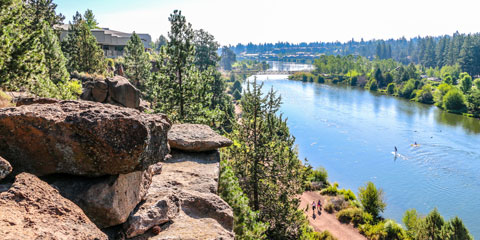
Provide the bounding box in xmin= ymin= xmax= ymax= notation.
xmin=0 ymin=156 xmax=12 ymax=181
xmin=124 ymin=151 xmax=234 ymax=239
xmin=48 ymin=167 xmax=154 ymax=228
xmin=107 ymin=76 xmax=141 ymax=109
xmin=0 ymin=173 xmax=107 ymax=240
xmin=168 ymin=124 xmax=233 ymax=152
xmin=0 ymin=100 xmax=171 ymax=177
xmin=15 ymin=97 xmax=59 ymax=107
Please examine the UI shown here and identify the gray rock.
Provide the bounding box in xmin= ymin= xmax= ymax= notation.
xmin=0 ymin=156 xmax=12 ymax=181
xmin=168 ymin=124 xmax=233 ymax=152
xmin=0 ymin=100 xmax=171 ymax=177
xmin=48 ymin=167 xmax=154 ymax=228
xmin=0 ymin=173 xmax=107 ymax=240
xmin=124 ymin=151 xmax=234 ymax=239
xmin=107 ymin=76 xmax=141 ymax=109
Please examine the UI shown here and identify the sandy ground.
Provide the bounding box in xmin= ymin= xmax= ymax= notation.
xmin=300 ymin=191 xmax=367 ymax=240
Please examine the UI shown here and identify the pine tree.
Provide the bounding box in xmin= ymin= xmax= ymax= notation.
xmin=124 ymin=32 xmax=151 ymax=90
xmin=166 ymin=10 xmax=195 ymax=119
xmin=225 ymin=78 xmax=309 ymax=239
xmin=84 ymin=9 xmax=98 ymax=30
xmin=194 ymin=29 xmax=219 ymax=71
xmin=61 ymin=12 xmax=105 ymax=74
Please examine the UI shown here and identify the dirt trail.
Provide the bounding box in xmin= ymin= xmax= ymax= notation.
xmin=300 ymin=191 xmax=367 ymax=240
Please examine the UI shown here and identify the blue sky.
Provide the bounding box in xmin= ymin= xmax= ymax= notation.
xmin=55 ymin=0 xmax=480 ymax=46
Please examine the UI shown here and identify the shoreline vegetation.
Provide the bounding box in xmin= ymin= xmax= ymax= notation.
xmin=288 ymin=55 xmax=480 ymax=119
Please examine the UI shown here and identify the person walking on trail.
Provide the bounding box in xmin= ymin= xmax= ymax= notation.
xmin=317 ymin=199 xmax=322 ymax=210
xmin=312 ymin=201 xmax=316 ymax=211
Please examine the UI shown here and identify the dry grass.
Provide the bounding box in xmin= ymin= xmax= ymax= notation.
xmin=0 ymin=91 xmax=13 ymax=108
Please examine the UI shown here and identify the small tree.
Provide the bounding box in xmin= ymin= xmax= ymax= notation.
xmin=386 ymin=83 xmax=395 ymax=94
xmin=440 ymin=216 xmax=473 ymax=240
xmin=417 ymin=208 xmax=444 ymax=240
xmin=233 ymin=89 xmax=242 ymax=101
xmin=358 ymin=181 xmax=386 ymax=220
xmin=84 ymin=9 xmax=98 ymax=29
xmin=124 ymin=32 xmax=151 ymax=90
xmin=443 ymin=89 xmax=466 ymax=112
xmin=459 ymin=72 xmax=472 ymax=94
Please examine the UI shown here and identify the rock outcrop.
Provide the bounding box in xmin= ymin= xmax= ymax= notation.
xmin=124 ymin=150 xmax=234 ymax=239
xmin=15 ymin=97 xmax=59 ymax=107
xmin=81 ymin=76 xmax=141 ymax=109
xmin=168 ymin=124 xmax=233 ymax=152
xmin=0 ymin=100 xmax=170 ymax=176
xmin=0 ymin=173 xmax=107 ymax=240
xmin=0 ymin=156 xmax=12 ymax=181
xmin=48 ymin=167 xmax=153 ymax=228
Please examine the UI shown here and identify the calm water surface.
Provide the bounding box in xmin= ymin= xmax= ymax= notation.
xmin=251 ymin=75 xmax=480 ymax=238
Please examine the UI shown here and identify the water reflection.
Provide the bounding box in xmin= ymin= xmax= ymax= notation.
xmin=435 ymin=111 xmax=480 ymax=134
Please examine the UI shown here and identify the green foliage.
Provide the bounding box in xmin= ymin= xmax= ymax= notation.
xmin=300 ymin=223 xmax=338 ymax=240
xmin=386 ymin=83 xmax=396 ymax=94
xmin=307 ymin=166 xmax=328 ymax=184
xmin=219 ymin=159 xmax=268 ymax=240
xmin=358 ymin=182 xmax=386 ymax=220
xmin=336 ymin=208 xmax=372 ymax=226
xmin=443 ymin=88 xmax=466 ymax=112
xmin=359 ymin=221 xmax=387 ymax=240
xmin=402 ymin=209 xmax=419 ymax=239
xmin=383 ymin=219 xmax=407 ymax=240
xmin=338 ymin=189 xmax=356 ymax=201
xmin=415 ymin=84 xmax=434 ymax=104
xmin=220 ymin=46 xmax=236 ymax=70
xmin=320 ymin=182 xmax=339 ymax=196
xmin=83 ymin=9 xmax=98 ymax=29
xmin=194 ymin=29 xmax=219 ymax=71
xmin=224 ymin=79 xmax=309 ymax=239
xmin=62 ymin=12 xmax=105 ymax=74
xmin=0 ymin=90 xmax=13 ymax=108
xmin=440 ymin=216 xmax=473 ymax=240
xmin=317 ymin=76 xmax=325 ymax=83
xmin=232 ymin=80 xmax=242 ymax=93
xmin=366 ymin=79 xmax=378 ymax=91
xmin=466 ymin=89 xmax=480 ymax=115
xmin=233 ymin=89 xmax=242 ymax=101
xmin=474 ymin=78 xmax=480 ymax=89
xmin=416 ymin=208 xmax=445 ymax=240
xmin=324 ymin=203 xmax=336 ymax=213
xmin=399 ymin=79 xmax=417 ymax=99
xmin=124 ymin=32 xmax=152 ymax=90
xmin=459 ymin=72 xmax=472 ymax=94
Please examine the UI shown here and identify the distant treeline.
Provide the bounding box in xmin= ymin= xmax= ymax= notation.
xmin=229 ymin=32 xmax=480 ymax=76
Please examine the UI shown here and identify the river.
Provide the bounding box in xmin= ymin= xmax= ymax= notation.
xmin=249 ymin=72 xmax=480 ymax=238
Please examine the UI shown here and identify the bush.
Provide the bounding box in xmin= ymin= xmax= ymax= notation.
xmin=317 ymin=76 xmax=325 ymax=83
xmin=320 ymin=182 xmax=339 ymax=196
xmin=443 ymin=89 xmax=466 ymax=112
xmin=415 ymin=84 xmax=434 ymax=104
xmin=399 ymin=79 xmax=416 ymax=99
xmin=386 ymin=83 xmax=395 ymax=94
xmin=336 ymin=208 xmax=372 ymax=226
xmin=324 ymin=203 xmax=336 ymax=213
xmin=316 ymin=230 xmax=337 ymax=240
xmin=349 ymin=76 xmax=357 ymax=86
xmin=338 ymin=189 xmax=356 ymax=201
xmin=358 ymin=182 xmax=386 ymax=220
xmin=359 ymin=222 xmax=387 ymax=239
xmin=233 ymin=89 xmax=242 ymax=101
xmin=365 ymin=79 xmax=378 ymax=91
xmin=311 ymin=167 xmax=328 ymax=184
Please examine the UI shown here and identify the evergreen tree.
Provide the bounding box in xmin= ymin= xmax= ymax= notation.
xmin=194 ymin=29 xmax=219 ymax=71
xmin=220 ymin=46 xmax=236 ymax=70
xmin=41 ymin=24 xmax=69 ymax=84
xmin=440 ymin=217 xmax=473 ymax=240
xmin=417 ymin=208 xmax=445 ymax=240
xmin=24 ymin=0 xmax=64 ymax=28
xmin=84 ymin=9 xmax=99 ymax=30
xmin=358 ymin=181 xmax=386 ymax=219
xmin=459 ymin=72 xmax=472 ymax=94
xmin=124 ymin=32 xmax=151 ymax=90
xmin=225 ymin=78 xmax=309 ymax=239
xmin=61 ymin=12 xmax=105 ymax=74
xmin=166 ymin=10 xmax=195 ymax=119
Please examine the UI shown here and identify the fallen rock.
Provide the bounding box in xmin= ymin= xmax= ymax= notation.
xmin=0 ymin=156 xmax=12 ymax=181
xmin=0 ymin=100 xmax=170 ymax=177
xmin=124 ymin=151 xmax=234 ymax=239
xmin=48 ymin=167 xmax=153 ymax=228
xmin=0 ymin=173 xmax=107 ymax=240
xmin=168 ymin=124 xmax=233 ymax=152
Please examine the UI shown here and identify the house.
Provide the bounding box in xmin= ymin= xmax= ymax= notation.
xmin=57 ymin=25 xmax=151 ymax=58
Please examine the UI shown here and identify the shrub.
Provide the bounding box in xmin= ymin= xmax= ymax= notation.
xmin=324 ymin=203 xmax=336 ymax=213
xmin=336 ymin=208 xmax=372 ymax=226
xmin=399 ymin=79 xmax=416 ymax=99
xmin=317 ymin=230 xmax=337 ymax=240
xmin=338 ymin=189 xmax=356 ymax=201
xmin=415 ymin=84 xmax=434 ymax=104
xmin=349 ymin=76 xmax=358 ymax=86
xmin=359 ymin=222 xmax=387 ymax=239
xmin=365 ymin=79 xmax=378 ymax=91
xmin=311 ymin=167 xmax=328 ymax=184
xmin=443 ymin=89 xmax=466 ymax=112
xmin=233 ymin=89 xmax=242 ymax=101
xmin=358 ymin=181 xmax=386 ymax=220
xmin=317 ymin=76 xmax=325 ymax=83
xmin=320 ymin=182 xmax=339 ymax=196
xmin=386 ymin=83 xmax=395 ymax=94
xmin=384 ymin=219 xmax=407 ymax=240
xmin=434 ymin=83 xmax=452 ymax=106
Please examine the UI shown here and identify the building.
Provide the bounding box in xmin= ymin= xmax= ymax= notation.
xmin=58 ymin=25 xmax=151 ymax=58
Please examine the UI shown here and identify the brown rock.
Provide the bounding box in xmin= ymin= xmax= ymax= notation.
xmin=107 ymin=76 xmax=141 ymax=109
xmin=124 ymin=151 xmax=234 ymax=239
xmin=0 ymin=100 xmax=170 ymax=177
xmin=0 ymin=156 xmax=12 ymax=181
xmin=0 ymin=173 xmax=107 ymax=240
xmin=49 ymin=167 xmax=153 ymax=228
xmin=15 ymin=97 xmax=59 ymax=107
xmin=91 ymin=80 xmax=109 ymax=102
xmin=168 ymin=124 xmax=233 ymax=152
